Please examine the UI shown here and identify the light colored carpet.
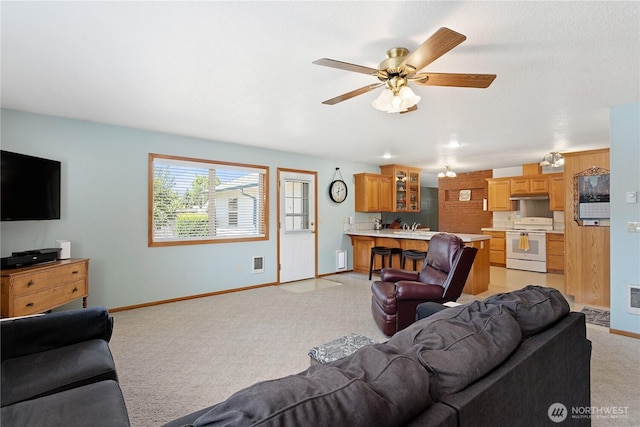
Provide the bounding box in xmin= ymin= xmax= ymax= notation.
xmin=278 ymin=277 xmax=342 ymax=293
xmin=109 ymin=272 xmax=640 ymax=426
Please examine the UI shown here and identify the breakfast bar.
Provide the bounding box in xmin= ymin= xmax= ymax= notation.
xmin=346 ymin=230 xmax=491 ymax=295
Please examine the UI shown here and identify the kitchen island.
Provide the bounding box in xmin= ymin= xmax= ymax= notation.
xmin=346 ymin=230 xmax=490 ymax=295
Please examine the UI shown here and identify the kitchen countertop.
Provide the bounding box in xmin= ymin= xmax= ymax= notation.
xmin=481 ymin=227 xmax=564 ymax=234
xmin=345 ymin=229 xmax=490 ymax=243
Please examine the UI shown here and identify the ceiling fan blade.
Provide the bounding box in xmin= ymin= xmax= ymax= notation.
xmin=401 ymin=27 xmax=467 ymax=71
xmin=414 ymin=73 xmax=497 ymax=88
xmin=400 ymin=105 xmax=418 ymax=114
xmin=321 ymin=83 xmax=384 ymax=105
xmin=312 ymin=58 xmax=378 ymax=75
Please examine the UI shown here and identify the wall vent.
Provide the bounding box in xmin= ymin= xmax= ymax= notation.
xmin=336 ymin=250 xmax=347 ymax=272
xmin=252 ymin=256 xmax=264 ymax=274
xmin=629 ymin=285 xmax=640 ymax=315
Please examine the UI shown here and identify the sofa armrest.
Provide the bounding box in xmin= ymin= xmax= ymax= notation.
xmin=437 ymin=312 xmax=591 ymax=427
xmin=1 ymin=306 xmax=113 ymax=361
xmin=380 ymin=268 xmax=419 ymax=282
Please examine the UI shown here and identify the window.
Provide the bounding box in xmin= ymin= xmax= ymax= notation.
xmin=149 ymin=153 xmax=268 ymax=246
xmin=284 ymin=179 xmax=310 ymax=231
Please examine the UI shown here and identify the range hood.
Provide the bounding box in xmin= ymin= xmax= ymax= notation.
xmin=509 ymin=193 xmax=549 ymax=201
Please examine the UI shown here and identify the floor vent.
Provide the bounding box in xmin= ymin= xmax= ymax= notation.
xmin=252 ymin=256 xmax=264 ymax=274
xmin=629 ymin=285 xmax=640 ymax=315
xmin=336 ymin=250 xmax=347 ymax=272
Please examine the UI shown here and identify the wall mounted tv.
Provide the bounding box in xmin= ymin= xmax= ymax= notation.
xmin=1 ymin=150 xmax=61 ymax=221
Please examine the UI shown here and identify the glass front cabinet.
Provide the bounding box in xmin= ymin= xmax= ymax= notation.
xmin=380 ymin=164 xmax=421 ymax=213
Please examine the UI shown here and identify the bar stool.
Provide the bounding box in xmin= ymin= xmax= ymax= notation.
xmin=402 ymin=250 xmax=428 ymax=270
xmin=369 ymin=246 xmax=402 ymax=280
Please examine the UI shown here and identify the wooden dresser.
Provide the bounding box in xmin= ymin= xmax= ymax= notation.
xmin=1 ymin=258 xmax=89 ymax=318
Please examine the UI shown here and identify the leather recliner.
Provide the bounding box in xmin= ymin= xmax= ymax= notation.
xmin=371 ymin=232 xmax=478 ymax=336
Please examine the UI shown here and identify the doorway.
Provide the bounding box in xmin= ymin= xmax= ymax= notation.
xmin=278 ymin=169 xmax=317 ymax=283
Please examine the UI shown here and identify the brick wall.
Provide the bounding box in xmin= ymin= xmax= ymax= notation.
xmin=438 ymin=170 xmax=493 ymax=233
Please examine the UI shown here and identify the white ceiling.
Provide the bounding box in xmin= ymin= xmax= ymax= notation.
xmin=2 ymin=1 xmax=639 ymax=181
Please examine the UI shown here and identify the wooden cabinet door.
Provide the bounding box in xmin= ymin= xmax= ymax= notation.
xmin=379 ymin=175 xmax=393 ymax=212
xmin=355 ymin=174 xmax=393 ymax=213
xmin=483 ymin=231 xmax=506 ymax=266
xmin=546 ymin=233 xmax=565 ymax=273
xmin=530 ymin=177 xmax=549 ymax=193
xmin=549 ymin=175 xmax=565 ymax=211
xmin=365 ymin=175 xmax=381 ymax=212
xmin=487 ymin=179 xmax=515 ymax=211
xmin=355 ymin=174 xmax=384 ymax=212
xmin=352 ymin=237 xmax=375 ymax=273
xmin=510 ymin=178 xmax=529 ymax=194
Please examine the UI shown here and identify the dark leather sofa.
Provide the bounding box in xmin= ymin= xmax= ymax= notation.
xmin=165 ymin=286 xmax=592 ymax=427
xmin=1 ymin=307 xmax=130 ymax=427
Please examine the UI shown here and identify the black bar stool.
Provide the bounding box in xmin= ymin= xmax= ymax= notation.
xmin=369 ymin=246 xmax=402 ymax=279
xmin=402 ymin=250 xmax=428 ymax=270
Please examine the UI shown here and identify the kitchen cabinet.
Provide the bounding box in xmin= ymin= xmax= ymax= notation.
xmin=354 ymin=173 xmax=392 ymax=212
xmin=546 ymin=233 xmax=565 ymax=273
xmin=380 ymin=164 xmax=421 ymax=212
xmin=1 ymin=259 xmax=89 ymax=318
xmin=548 ymin=173 xmax=565 ymax=211
xmin=486 ymin=178 xmax=517 ymax=211
xmin=351 ymin=236 xmax=375 ymax=272
xmin=510 ymin=176 xmax=549 ymax=194
xmin=482 ymin=231 xmax=506 ymax=266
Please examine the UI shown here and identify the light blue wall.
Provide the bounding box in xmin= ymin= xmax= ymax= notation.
xmin=0 ymin=109 xmax=379 ymax=310
xmin=610 ymin=102 xmax=640 ymax=334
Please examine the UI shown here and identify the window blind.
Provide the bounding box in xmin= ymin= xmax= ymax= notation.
xmin=149 ymin=153 xmax=268 ymax=246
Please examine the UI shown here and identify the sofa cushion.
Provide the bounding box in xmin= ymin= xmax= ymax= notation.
xmin=1 ymin=380 xmax=130 ymax=427
xmin=388 ymin=301 xmax=522 ymax=399
xmin=484 ymin=285 xmax=570 ymax=337
xmin=190 ymin=344 xmax=432 ymax=427
xmin=1 ymin=339 xmax=117 ymax=406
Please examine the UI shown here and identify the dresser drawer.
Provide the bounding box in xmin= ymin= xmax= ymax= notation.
xmin=12 ymin=279 xmax=88 ymax=317
xmin=11 ymin=262 xmax=88 ymax=295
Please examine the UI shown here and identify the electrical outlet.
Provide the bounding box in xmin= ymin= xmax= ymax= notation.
xmin=626 ymin=191 xmax=637 ymax=204
xmin=628 ymin=221 xmax=640 ymax=233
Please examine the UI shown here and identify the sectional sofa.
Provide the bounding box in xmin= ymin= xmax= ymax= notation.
xmin=165 ymin=286 xmax=592 ymax=426
xmin=1 ymin=286 xmax=592 ymax=427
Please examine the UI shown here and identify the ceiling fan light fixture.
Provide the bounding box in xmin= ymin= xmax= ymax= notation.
xmin=398 ymin=86 xmax=421 ymax=109
xmin=372 ymin=86 xmax=420 ymax=113
xmin=540 ymin=152 xmax=565 ymax=168
xmin=438 ymin=166 xmax=457 ymax=178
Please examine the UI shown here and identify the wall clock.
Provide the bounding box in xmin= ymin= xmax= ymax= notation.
xmin=329 ymin=168 xmax=347 ymax=203
xmin=330 ymin=179 xmax=348 ymax=203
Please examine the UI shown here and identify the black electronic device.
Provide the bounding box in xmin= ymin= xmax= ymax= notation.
xmin=1 ymin=248 xmax=62 ymax=269
xmin=1 ymin=150 xmax=62 ymax=221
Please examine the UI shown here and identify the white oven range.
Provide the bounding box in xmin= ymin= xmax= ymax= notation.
xmin=505 ymin=217 xmax=553 ymax=273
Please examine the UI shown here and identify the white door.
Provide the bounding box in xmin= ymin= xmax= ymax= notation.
xmin=279 ymin=170 xmax=316 ymax=283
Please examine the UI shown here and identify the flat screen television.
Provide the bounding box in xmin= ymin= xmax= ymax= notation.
xmin=1 ymin=150 xmax=61 ymax=221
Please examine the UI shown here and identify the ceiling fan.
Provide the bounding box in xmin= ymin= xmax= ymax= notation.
xmin=313 ymin=27 xmax=496 ymax=113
